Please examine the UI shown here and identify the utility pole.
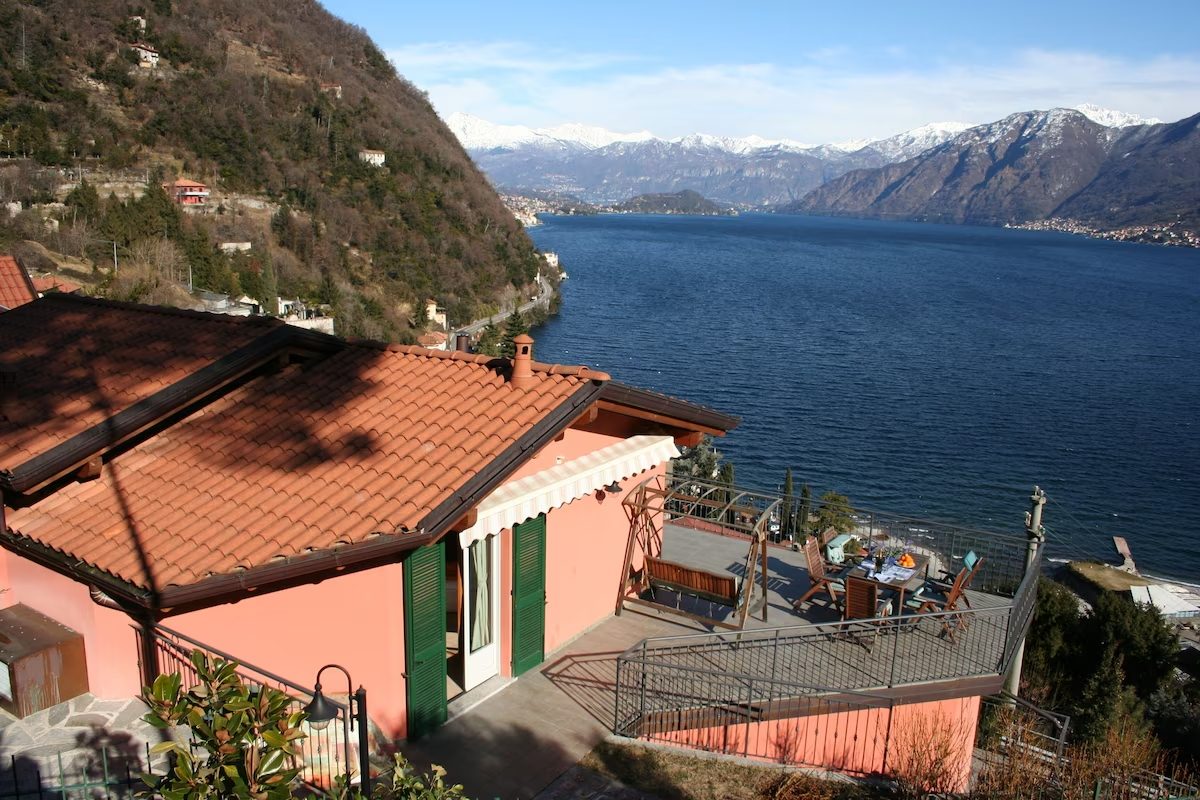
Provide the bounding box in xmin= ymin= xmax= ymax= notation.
xmin=1003 ymin=485 xmax=1047 ymax=698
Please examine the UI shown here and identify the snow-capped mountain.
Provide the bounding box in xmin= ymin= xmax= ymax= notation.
xmin=1072 ymin=104 xmax=1162 ymax=128
xmin=790 ymin=107 xmax=1195 ymax=230
xmin=446 ymin=112 xmax=653 ymax=151
xmin=448 ymin=106 xmax=1175 ymax=208
xmin=866 ymin=122 xmax=974 ymax=162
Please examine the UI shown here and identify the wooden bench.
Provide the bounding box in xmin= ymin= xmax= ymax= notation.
xmin=644 ymin=555 xmax=740 ymax=608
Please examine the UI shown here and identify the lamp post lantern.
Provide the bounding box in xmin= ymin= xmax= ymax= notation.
xmin=303 ymin=664 xmax=371 ymax=795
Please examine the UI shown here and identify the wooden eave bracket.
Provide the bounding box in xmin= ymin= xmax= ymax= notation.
xmin=593 ymin=399 xmax=724 ymax=437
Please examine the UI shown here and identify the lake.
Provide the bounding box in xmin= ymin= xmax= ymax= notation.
xmin=527 ymin=213 xmax=1200 ymax=581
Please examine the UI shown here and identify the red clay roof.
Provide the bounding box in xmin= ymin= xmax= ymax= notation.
xmin=31 ymin=275 xmax=82 ymax=294
xmin=4 ymin=337 xmax=607 ymax=595
xmin=0 ymin=294 xmax=282 ymax=474
xmin=0 ymin=256 xmax=37 ymax=311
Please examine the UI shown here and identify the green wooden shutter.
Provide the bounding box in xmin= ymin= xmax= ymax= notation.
xmin=511 ymin=515 xmax=547 ymax=676
xmin=404 ymin=541 xmax=447 ymax=739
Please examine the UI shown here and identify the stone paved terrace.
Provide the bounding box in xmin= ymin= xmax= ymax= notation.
xmin=0 ymin=694 xmax=170 ymax=793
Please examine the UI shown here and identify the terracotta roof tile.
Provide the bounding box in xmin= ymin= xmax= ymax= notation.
xmin=0 ymin=256 xmax=37 ymax=311
xmin=0 ymin=295 xmax=283 ymax=473
xmin=30 ymin=275 xmax=82 ymax=295
xmin=5 ymin=315 xmax=604 ymax=592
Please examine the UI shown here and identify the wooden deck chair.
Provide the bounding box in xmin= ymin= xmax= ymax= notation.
xmin=930 ymin=552 xmax=985 ymax=611
xmin=793 ymin=536 xmax=849 ymax=609
xmin=842 ymin=576 xmax=895 ymax=653
xmin=907 ymin=567 xmax=969 ymax=642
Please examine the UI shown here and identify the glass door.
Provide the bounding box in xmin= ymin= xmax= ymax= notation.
xmin=462 ymin=534 xmax=500 ymax=691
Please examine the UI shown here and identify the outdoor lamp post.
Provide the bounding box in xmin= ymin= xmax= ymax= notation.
xmin=303 ymin=664 xmax=371 ymax=795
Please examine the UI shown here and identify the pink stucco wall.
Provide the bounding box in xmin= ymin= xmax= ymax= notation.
xmin=0 ymin=551 xmax=143 ymax=698
xmin=658 ymin=695 xmax=980 ymax=791
xmin=169 ymin=563 xmax=409 ymax=739
xmin=496 ymin=427 xmax=665 ymax=673
xmin=0 ymin=424 xmax=671 ymax=741
xmin=542 ymin=464 xmax=661 ymax=654
xmin=0 ymin=549 xmax=413 ymax=738
xmin=507 ymin=427 xmax=627 ymax=482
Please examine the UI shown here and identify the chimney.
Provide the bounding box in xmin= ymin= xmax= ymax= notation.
xmin=455 ymin=332 xmax=470 ymax=353
xmin=510 ymin=333 xmax=534 ymax=389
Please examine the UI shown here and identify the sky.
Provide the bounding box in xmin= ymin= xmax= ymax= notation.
xmin=321 ymin=0 xmax=1200 ymax=143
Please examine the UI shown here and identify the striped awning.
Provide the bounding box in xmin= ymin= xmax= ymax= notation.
xmin=458 ymin=435 xmax=679 ymax=548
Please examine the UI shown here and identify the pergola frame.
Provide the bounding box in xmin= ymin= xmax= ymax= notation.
xmin=615 ymin=473 xmax=780 ymax=630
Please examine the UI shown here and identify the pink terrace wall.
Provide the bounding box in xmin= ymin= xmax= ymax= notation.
xmin=169 ymin=563 xmax=408 ymax=739
xmin=0 ymin=552 xmax=142 ymax=698
xmin=658 ymin=695 xmax=980 ymax=791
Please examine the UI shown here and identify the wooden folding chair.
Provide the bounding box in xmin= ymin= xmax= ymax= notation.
xmin=793 ymin=536 xmax=849 ymax=609
xmin=908 ymin=567 xmax=969 ymax=642
xmin=929 ymin=552 xmax=985 ymax=611
xmin=842 ymin=576 xmax=895 ymax=652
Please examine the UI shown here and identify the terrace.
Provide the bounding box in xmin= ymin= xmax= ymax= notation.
xmin=610 ymin=475 xmax=1041 ymax=759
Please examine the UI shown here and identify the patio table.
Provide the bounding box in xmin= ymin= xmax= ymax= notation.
xmin=849 ymin=553 xmax=930 ymax=610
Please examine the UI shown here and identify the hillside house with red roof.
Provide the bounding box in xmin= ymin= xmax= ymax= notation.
xmin=130 ymin=42 xmax=159 ymax=68
xmin=161 ymin=178 xmax=209 ymax=205
xmin=0 ymin=255 xmax=37 ymax=311
xmin=0 ymin=295 xmax=1037 ymax=791
xmin=0 ymin=295 xmax=734 ymax=746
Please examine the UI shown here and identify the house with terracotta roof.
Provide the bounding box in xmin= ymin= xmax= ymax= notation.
xmin=130 ymin=42 xmax=159 ymax=68
xmin=0 ymin=255 xmax=37 ymax=311
xmin=0 ymin=294 xmax=1039 ymax=790
xmin=0 ymin=294 xmax=735 ymax=747
xmin=161 ymin=177 xmax=209 ymax=205
xmin=30 ymin=274 xmax=82 ymax=295
xmin=417 ymin=330 xmax=448 ymax=350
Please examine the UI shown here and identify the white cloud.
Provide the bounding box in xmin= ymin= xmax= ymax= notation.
xmin=389 ymin=43 xmax=1200 ymax=141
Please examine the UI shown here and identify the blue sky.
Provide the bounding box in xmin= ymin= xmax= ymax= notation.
xmin=322 ymin=0 xmax=1200 ymax=142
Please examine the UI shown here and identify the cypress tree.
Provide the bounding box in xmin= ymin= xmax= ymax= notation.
xmin=798 ymin=483 xmax=812 ymax=538
xmin=781 ymin=467 xmax=795 ymax=539
xmin=719 ymin=462 xmax=736 ymax=525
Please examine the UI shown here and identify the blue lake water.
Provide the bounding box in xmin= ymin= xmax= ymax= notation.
xmin=528 ymin=213 xmax=1200 ymax=581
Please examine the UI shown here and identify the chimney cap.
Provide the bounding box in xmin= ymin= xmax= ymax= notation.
xmin=513 ymin=333 xmax=533 ymax=345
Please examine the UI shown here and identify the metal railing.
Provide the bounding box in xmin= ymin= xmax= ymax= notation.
xmin=138 ymin=624 xmax=359 ymax=790
xmin=614 ymin=550 xmax=1043 ymax=765
xmin=978 ymin=691 xmax=1071 ymax=765
xmin=0 ymin=744 xmax=159 ymax=800
xmin=977 ymin=693 xmax=1199 ymax=800
xmin=615 ymin=653 xmax=893 ymax=770
xmin=661 ymin=475 xmax=1034 ymax=594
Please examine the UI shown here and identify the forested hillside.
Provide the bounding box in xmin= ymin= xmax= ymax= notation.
xmin=0 ymin=0 xmax=546 ymax=339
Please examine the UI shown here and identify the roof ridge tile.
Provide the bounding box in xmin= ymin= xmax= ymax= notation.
xmin=344 ymin=340 xmax=611 ymax=382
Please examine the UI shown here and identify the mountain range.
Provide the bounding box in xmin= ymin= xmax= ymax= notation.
xmin=447 ymin=106 xmax=1160 ymax=208
xmin=449 ymin=106 xmax=1196 ymax=235
xmin=447 ymin=112 xmax=980 ymax=206
xmin=788 ymin=108 xmax=1199 ymax=231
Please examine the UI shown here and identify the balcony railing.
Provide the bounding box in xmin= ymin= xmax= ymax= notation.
xmin=614 ymin=500 xmax=1044 ymax=765
xmin=137 ymin=624 xmax=361 ymax=790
